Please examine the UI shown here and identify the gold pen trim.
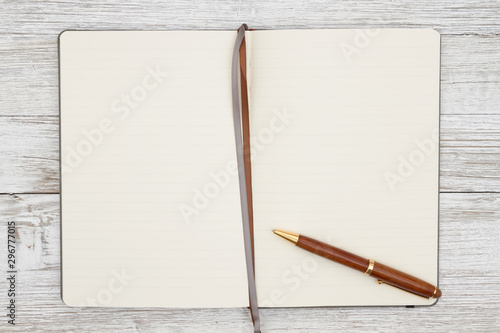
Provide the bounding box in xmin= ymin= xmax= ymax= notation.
xmin=364 ymin=259 xmax=375 ymax=276
xmin=377 ymin=280 xmax=430 ymax=299
xmin=272 ymin=230 xmax=299 ymax=245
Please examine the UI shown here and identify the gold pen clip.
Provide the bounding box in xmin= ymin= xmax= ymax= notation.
xmin=376 ymin=280 xmax=430 ymax=299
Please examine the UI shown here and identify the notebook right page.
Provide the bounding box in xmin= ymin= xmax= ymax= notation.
xmin=248 ymin=29 xmax=440 ymax=306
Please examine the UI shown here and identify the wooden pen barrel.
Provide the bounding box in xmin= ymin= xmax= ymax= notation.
xmin=296 ymin=235 xmax=441 ymax=299
xmin=369 ymin=261 xmax=441 ymax=298
xmin=297 ymin=235 xmax=369 ymax=272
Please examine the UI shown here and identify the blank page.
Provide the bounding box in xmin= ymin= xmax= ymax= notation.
xmin=248 ymin=29 xmax=440 ymax=306
xmin=60 ymin=31 xmax=249 ymax=307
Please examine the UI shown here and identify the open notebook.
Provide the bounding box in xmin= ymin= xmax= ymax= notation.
xmin=59 ymin=28 xmax=440 ymax=308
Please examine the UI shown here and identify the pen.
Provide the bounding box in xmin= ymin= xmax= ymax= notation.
xmin=273 ymin=229 xmax=441 ymax=299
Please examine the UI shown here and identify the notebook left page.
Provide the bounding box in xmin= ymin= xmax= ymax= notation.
xmin=59 ymin=31 xmax=248 ymax=308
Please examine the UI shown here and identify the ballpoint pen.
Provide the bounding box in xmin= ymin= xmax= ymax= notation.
xmin=273 ymin=229 xmax=441 ymax=299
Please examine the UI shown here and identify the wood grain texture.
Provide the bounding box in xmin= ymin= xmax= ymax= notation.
xmin=297 ymin=235 xmax=370 ymax=272
xmin=0 ymin=116 xmax=59 ymax=193
xmin=0 ymin=0 xmax=499 ymax=35
xmin=0 ymin=0 xmax=499 ymax=332
xmin=440 ymin=115 xmax=500 ymax=192
xmin=0 ymin=193 xmax=498 ymax=332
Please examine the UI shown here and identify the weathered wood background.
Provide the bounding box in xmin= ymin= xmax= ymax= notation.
xmin=0 ymin=1 xmax=499 ymax=332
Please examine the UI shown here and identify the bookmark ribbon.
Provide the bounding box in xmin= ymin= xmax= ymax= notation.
xmin=231 ymin=23 xmax=261 ymax=333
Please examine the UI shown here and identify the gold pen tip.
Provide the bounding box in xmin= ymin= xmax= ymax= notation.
xmin=272 ymin=229 xmax=299 ymax=245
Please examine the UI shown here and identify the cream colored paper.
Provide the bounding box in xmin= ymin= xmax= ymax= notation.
xmin=60 ymin=29 xmax=440 ymax=308
xmin=60 ymin=31 xmax=249 ymax=307
xmin=248 ymin=29 xmax=440 ymax=306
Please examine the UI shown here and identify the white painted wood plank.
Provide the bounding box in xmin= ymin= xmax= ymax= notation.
xmin=0 ymin=116 xmax=59 ymax=193
xmin=0 ymin=193 xmax=498 ymax=332
xmin=440 ymin=115 xmax=500 ymax=192
xmin=1 ymin=2 xmax=499 ymax=331
xmin=1 ymin=115 xmax=498 ymax=193
xmin=0 ymin=0 xmax=499 ymax=35
xmin=0 ymin=34 xmax=498 ymax=116
xmin=0 ymin=36 xmax=58 ymax=116
xmin=440 ymin=35 xmax=500 ymax=115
